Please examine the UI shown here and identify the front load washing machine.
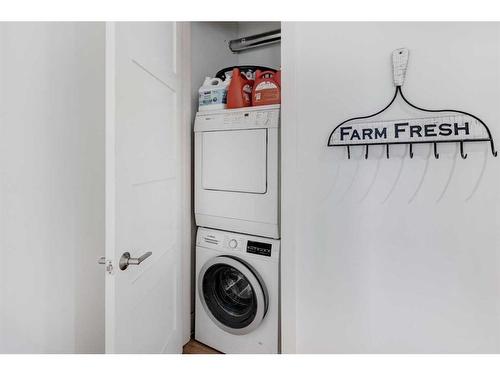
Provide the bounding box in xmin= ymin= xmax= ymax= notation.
xmin=195 ymin=227 xmax=280 ymax=354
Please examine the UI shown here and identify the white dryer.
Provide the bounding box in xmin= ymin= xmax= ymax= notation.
xmin=194 ymin=105 xmax=280 ymax=239
xmin=195 ymin=227 xmax=280 ymax=354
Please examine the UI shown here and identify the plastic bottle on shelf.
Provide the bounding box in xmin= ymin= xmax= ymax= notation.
xmin=274 ymin=69 xmax=281 ymax=86
xmin=252 ymin=70 xmax=281 ymax=106
xmin=227 ymin=68 xmax=253 ymax=109
xmin=198 ymin=76 xmax=230 ymax=111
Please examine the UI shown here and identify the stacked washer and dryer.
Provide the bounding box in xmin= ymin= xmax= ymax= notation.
xmin=194 ymin=104 xmax=281 ymax=354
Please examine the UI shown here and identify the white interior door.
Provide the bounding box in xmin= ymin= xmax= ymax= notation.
xmin=105 ymin=22 xmax=185 ymax=354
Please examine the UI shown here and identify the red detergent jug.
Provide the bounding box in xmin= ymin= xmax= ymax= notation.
xmin=252 ymin=70 xmax=281 ymax=106
xmin=227 ymin=68 xmax=253 ymax=109
xmin=275 ymin=69 xmax=281 ymax=86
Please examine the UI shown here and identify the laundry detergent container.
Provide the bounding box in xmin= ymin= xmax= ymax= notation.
xmin=194 ymin=105 xmax=280 ymax=239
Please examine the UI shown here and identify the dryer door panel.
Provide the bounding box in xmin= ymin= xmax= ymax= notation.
xmin=202 ymin=129 xmax=267 ymax=194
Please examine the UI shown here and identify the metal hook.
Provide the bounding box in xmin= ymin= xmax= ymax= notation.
xmin=490 ymin=140 xmax=498 ymax=157
xmin=433 ymin=142 xmax=439 ymax=159
xmin=460 ymin=141 xmax=467 ymax=159
xmin=409 ymin=143 xmax=414 ymax=158
xmin=386 ymin=144 xmax=390 ymax=159
xmin=347 ymin=145 xmax=351 ymax=159
xmin=365 ymin=145 xmax=369 ymax=159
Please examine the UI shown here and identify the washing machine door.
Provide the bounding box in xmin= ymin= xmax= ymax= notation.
xmin=199 ymin=255 xmax=268 ymax=335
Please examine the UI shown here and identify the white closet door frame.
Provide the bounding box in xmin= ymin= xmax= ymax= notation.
xmin=280 ymin=21 xmax=298 ymax=354
xmin=178 ymin=22 xmax=193 ymax=346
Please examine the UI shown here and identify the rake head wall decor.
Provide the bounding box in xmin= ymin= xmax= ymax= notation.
xmin=327 ymin=48 xmax=498 ymax=160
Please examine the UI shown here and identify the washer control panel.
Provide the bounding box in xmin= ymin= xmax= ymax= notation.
xmin=223 ymin=236 xmax=244 ymax=252
xmin=197 ymin=228 xmax=280 ymax=260
xmin=246 ymin=240 xmax=272 ymax=257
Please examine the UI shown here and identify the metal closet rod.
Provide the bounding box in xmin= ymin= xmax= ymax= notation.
xmin=228 ymin=29 xmax=281 ymax=53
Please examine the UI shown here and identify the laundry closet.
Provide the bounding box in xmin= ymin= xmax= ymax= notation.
xmin=187 ymin=22 xmax=282 ymax=354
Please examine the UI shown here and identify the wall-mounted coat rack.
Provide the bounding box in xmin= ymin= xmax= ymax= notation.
xmin=327 ymin=48 xmax=498 ymax=160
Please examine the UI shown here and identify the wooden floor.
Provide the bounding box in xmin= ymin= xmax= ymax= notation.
xmin=183 ymin=339 xmax=222 ymax=354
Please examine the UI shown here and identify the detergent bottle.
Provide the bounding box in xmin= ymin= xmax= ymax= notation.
xmin=274 ymin=69 xmax=281 ymax=86
xmin=227 ymin=68 xmax=253 ymax=109
xmin=198 ymin=76 xmax=230 ymax=111
xmin=252 ymin=70 xmax=281 ymax=106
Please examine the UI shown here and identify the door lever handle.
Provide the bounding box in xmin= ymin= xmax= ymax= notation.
xmin=119 ymin=251 xmax=152 ymax=271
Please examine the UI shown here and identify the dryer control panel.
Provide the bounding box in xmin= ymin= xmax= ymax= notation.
xmin=194 ymin=104 xmax=280 ymax=132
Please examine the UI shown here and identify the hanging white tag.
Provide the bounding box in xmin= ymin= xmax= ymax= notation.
xmin=392 ymin=48 xmax=409 ymax=87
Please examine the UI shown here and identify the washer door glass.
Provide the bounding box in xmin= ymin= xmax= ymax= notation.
xmin=200 ymin=256 xmax=267 ymax=335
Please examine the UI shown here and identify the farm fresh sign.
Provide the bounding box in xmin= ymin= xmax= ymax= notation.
xmin=330 ymin=114 xmax=489 ymax=145
xmin=327 ymin=48 xmax=498 ymax=158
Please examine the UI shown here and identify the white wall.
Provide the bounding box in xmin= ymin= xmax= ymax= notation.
xmin=282 ymin=22 xmax=500 ymax=353
xmin=0 ymin=22 xmax=105 ymax=353
xmin=236 ymin=22 xmax=281 ymax=68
